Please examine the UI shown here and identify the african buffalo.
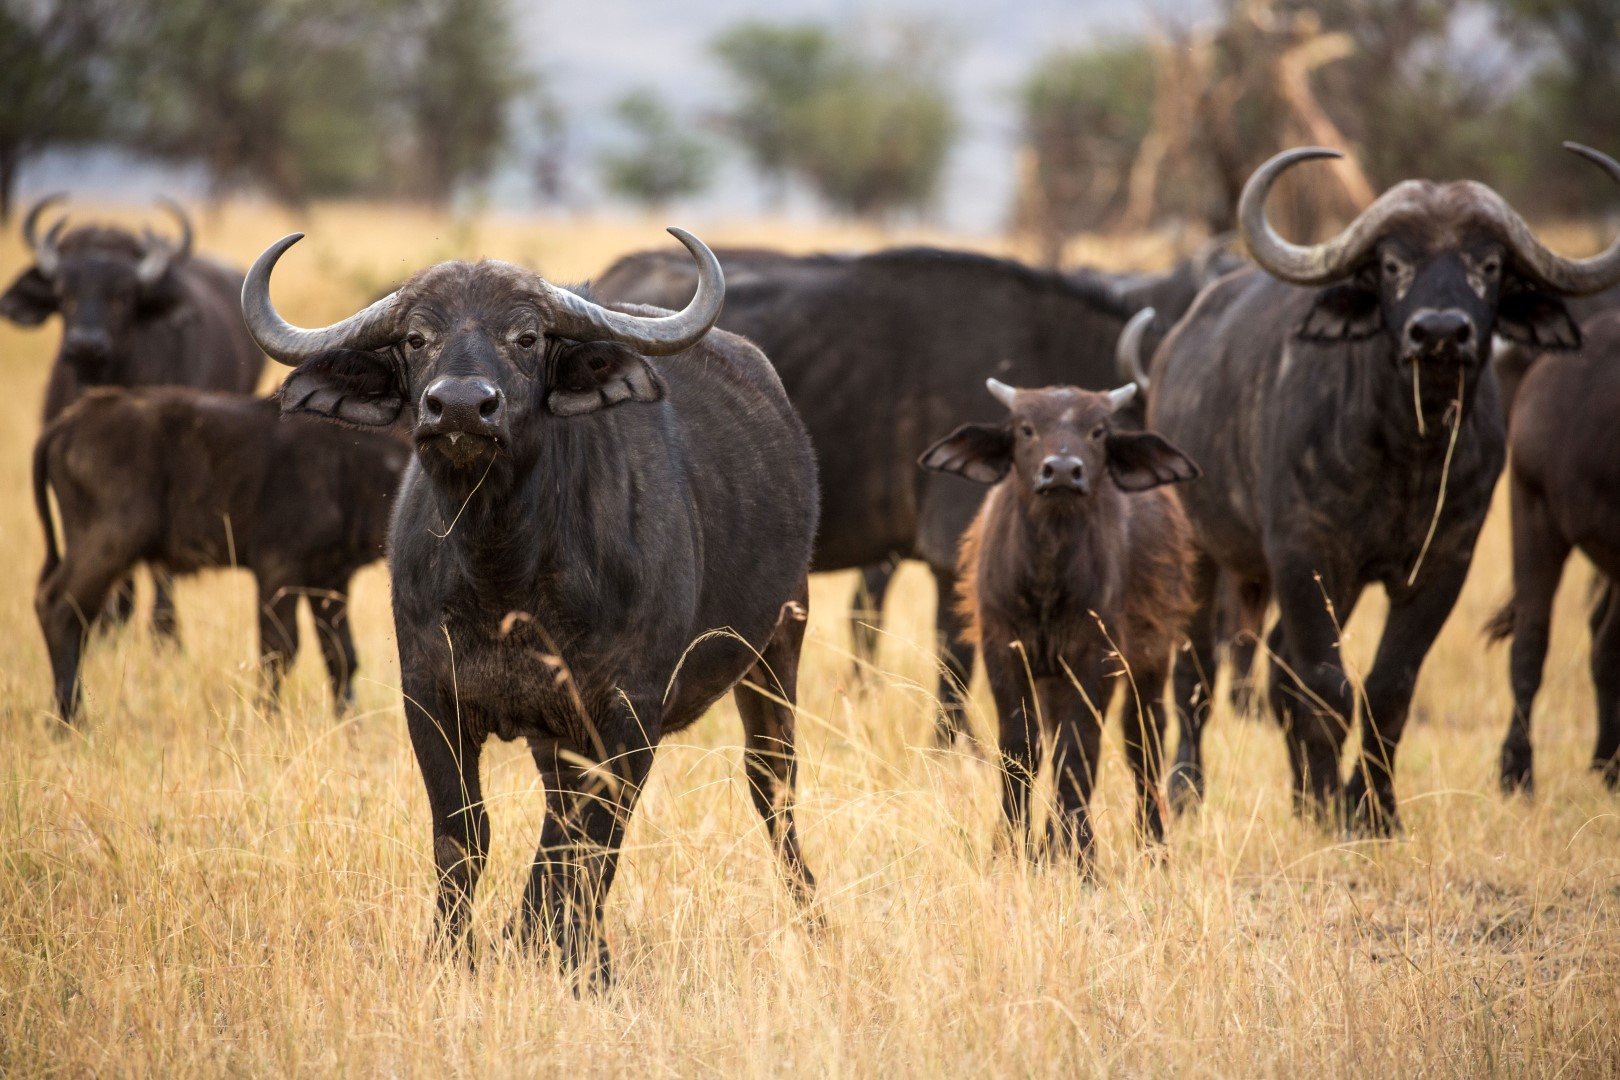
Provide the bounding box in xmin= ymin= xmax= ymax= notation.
xmin=596 ymin=244 xmax=1202 ymax=742
xmin=1487 ymin=308 xmax=1620 ymax=792
xmin=922 ymin=381 xmax=1197 ymax=863
xmin=1149 ymin=144 xmax=1620 ymax=832
xmin=3 ymin=195 xmax=266 ymax=638
xmin=33 ymin=388 xmax=407 ymax=721
xmin=241 ymin=229 xmax=819 ymax=989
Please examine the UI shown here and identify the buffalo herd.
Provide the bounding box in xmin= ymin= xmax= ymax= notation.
xmin=11 ymin=143 xmax=1620 ymax=985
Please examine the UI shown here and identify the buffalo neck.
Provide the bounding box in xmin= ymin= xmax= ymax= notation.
xmin=997 ymin=482 xmax=1126 ymax=615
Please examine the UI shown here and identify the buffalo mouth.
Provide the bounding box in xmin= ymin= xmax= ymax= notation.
xmin=415 ymin=428 xmax=504 ymax=467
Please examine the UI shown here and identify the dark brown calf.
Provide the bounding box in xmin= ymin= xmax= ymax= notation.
xmin=34 ymin=386 xmax=408 ymax=721
xmin=920 ymin=381 xmax=1199 ymax=863
xmin=1487 ymin=309 xmax=1620 ymax=792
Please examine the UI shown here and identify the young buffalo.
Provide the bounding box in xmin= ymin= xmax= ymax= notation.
xmin=34 ymin=387 xmax=408 ymax=721
xmin=1488 ymin=309 xmax=1620 ymax=792
xmin=920 ymin=381 xmax=1199 ymax=862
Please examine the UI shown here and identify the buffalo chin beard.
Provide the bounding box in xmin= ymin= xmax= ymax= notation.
xmin=417 ymin=430 xmax=503 ymax=470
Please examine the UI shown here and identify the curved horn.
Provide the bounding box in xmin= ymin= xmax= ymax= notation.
xmin=1107 ymin=383 xmax=1138 ymax=412
xmin=1484 ymin=143 xmax=1620 ymax=296
xmin=1240 ymin=147 xmax=1393 ymax=285
xmin=136 ymin=199 xmax=196 ymax=287
xmin=985 ymin=377 xmax=1018 ymax=409
xmin=539 ymin=227 xmax=724 ymax=355
xmin=241 ymin=234 xmax=403 ymax=365
xmin=22 ymin=193 xmax=68 ymax=278
xmin=1115 ymin=307 xmax=1155 ymax=391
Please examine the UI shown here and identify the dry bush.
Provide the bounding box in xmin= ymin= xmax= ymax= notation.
xmin=0 ymin=204 xmax=1615 ymax=1076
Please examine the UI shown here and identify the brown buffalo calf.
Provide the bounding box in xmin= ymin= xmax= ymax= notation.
xmin=920 ymin=380 xmax=1199 ymax=863
xmin=33 ymin=385 xmax=408 ymax=721
xmin=1488 ymin=310 xmax=1620 ymax=792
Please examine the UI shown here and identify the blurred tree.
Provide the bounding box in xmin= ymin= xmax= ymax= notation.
xmin=710 ymin=23 xmax=840 ymax=208
xmin=712 ymin=20 xmax=957 ymax=221
xmin=392 ymin=0 xmax=526 ymax=203
xmin=1012 ymin=41 xmax=1155 ymax=265
xmin=1492 ymin=0 xmax=1620 ymax=213
xmin=0 ymin=0 xmax=115 ymax=223
xmin=599 ymin=90 xmax=716 ymax=212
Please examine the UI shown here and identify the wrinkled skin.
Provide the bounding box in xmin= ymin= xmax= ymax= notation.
xmin=3 ymin=223 xmax=266 ymax=639
xmin=921 ymin=384 xmax=1198 ymax=865
xmin=33 ymin=388 xmax=405 ymax=721
xmin=597 ymin=245 xmax=1203 ymax=742
xmin=1150 ymin=214 xmax=1595 ymax=830
xmin=1488 ymin=309 xmax=1620 ymax=792
xmin=272 ymin=257 xmax=820 ymax=990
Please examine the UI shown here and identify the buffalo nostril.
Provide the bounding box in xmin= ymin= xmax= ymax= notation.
xmin=1071 ymin=464 xmax=1083 ymax=481
xmin=423 ymin=394 xmax=445 ymax=418
xmin=478 ymin=392 xmax=502 ymax=418
xmin=1453 ymin=323 xmax=1473 ymax=344
xmin=1408 ymin=323 xmax=1428 ymax=345
xmin=1040 ymin=463 xmax=1055 ymax=480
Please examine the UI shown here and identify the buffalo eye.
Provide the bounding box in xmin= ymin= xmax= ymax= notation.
xmin=1480 ymin=257 xmax=1500 ymax=279
xmin=1018 ymin=423 xmax=1034 ymax=438
xmin=405 ymin=331 xmax=426 ymax=351
xmin=516 ymin=331 xmax=538 ymax=349
xmin=1382 ymin=257 xmax=1402 ymax=278
xmin=1090 ymin=425 xmax=1106 ymax=440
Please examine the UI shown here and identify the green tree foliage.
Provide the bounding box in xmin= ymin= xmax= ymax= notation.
xmin=0 ymin=0 xmax=115 ymax=223
xmin=1015 ymin=41 xmax=1155 ymax=260
xmin=115 ymin=0 xmax=524 ymax=205
xmin=599 ymin=90 xmax=716 ymax=212
xmin=713 ymin=21 xmax=958 ymax=220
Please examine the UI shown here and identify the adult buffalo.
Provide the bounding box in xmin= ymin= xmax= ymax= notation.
xmin=597 ymin=244 xmax=1194 ymax=741
xmin=2 ymin=195 xmax=266 ymax=637
xmin=241 ymin=229 xmax=818 ymax=989
xmin=1150 ymin=144 xmax=1620 ymax=832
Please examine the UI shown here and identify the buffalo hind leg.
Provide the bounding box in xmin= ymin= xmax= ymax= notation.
xmin=257 ymin=581 xmax=301 ymax=707
xmin=932 ymin=564 xmax=976 ymax=746
xmin=37 ymin=550 xmax=126 ymax=722
xmin=734 ymin=588 xmax=817 ymax=905
xmin=1498 ymin=483 xmax=1569 ymax=794
xmin=1589 ymin=578 xmax=1620 ymax=788
xmin=1169 ymin=555 xmax=1220 ymax=812
xmin=518 ymin=702 xmax=657 ymax=992
xmin=1349 ymin=558 xmax=1471 ymax=834
xmin=849 ymin=560 xmax=894 ymax=682
xmin=150 ymin=566 xmax=180 ymax=644
xmin=311 ymin=581 xmax=359 ymax=714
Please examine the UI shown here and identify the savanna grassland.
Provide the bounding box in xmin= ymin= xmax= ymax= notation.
xmin=0 ymin=204 xmax=1616 ymax=1077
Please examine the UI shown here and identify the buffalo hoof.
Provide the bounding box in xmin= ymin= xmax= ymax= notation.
xmin=1166 ymin=762 xmax=1205 ymax=814
xmin=1344 ymin=773 xmax=1402 ymax=838
xmin=1499 ymin=744 xmax=1535 ymax=795
xmin=1228 ymin=681 xmax=1262 ymax=718
xmin=1593 ymin=755 xmax=1620 ymax=791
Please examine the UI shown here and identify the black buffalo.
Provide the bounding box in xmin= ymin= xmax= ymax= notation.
xmin=241 ymin=229 xmax=819 ymax=989
xmin=1149 ymin=144 xmax=1620 ymax=832
xmin=1487 ymin=308 xmax=1620 ymax=791
xmin=596 ymin=244 xmax=1221 ymax=741
xmin=3 ymin=195 xmax=266 ymax=637
xmin=34 ymin=388 xmax=407 ymax=721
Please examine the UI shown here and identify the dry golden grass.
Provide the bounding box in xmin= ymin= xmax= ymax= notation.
xmin=1 ymin=202 xmax=1617 ymax=1077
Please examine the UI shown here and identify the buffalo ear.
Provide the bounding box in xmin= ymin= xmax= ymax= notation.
xmin=0 ymin=268 xmax=57 ymax=326
xmin=1106 ymin=431 xmax=1201 ymax=492
xmin=548 ymin=341 xmax=665 ymax=416
xmin=1298 ymin=284 xmax=1383 ymax=341
xmin=278 ymin=348 xmax=406 ymax=427
xmin=918 ymin=423 xmax=1014 ymax=485
xmin=1496 ymin=290 xmax=1580 ymax=351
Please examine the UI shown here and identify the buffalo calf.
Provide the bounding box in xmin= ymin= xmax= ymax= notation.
xmin=1488 ymin=309 xmax=1620 ymax=791
xmin=921 ymin=380 xmax=1199 ymax=862
xmin=33 ymin=387 xmax=407 ymax=720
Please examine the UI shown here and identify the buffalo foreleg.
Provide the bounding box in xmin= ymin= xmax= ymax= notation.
xmin=1351 ymin=557 xmax=1471 ymax=834
xmin=311 ymin=582 xmax=359 ymax=713
xmin=1169 ymin=554 xmax=1220 ymax=812
xmin=256 ymin=581 xmax=300 ymax=705
xmin=404 ymin=679 xmax=488 ymax=965
xmin=1497 ymin=479 xmax=1570 ymax=794
xmin=1589 ymin=577 xmax=1620 ymax=788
